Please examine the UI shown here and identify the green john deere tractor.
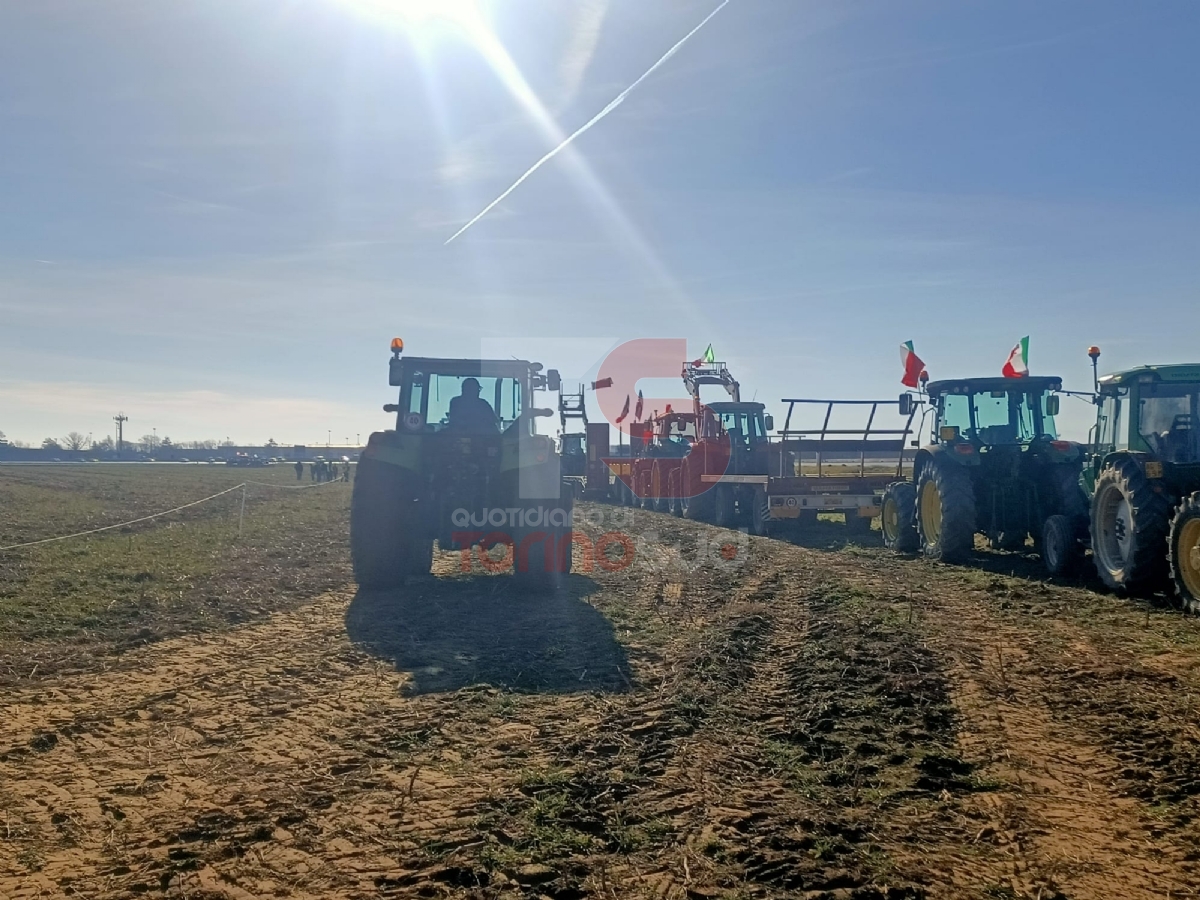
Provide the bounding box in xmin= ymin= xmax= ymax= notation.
xmin=351 ymin=339 xmax=572 ymax=591
xmin=882 ymin=376 xmax=1088 ymax=573
xmin=1085 ymin=362 xmax=1200 ymax=611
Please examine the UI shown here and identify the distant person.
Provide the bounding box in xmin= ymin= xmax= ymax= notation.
xmin=446 ymin=377 xmax=499 ymax=433
xmin=309 ymin=462 xmax=317 ymax=482
xmin=294 ymin=460 xmax=304 ymax=481
xmin=342 ymin=461 xmax=351 ymax=482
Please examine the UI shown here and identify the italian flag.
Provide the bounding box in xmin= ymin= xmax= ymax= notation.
xmin=1002 ymin=336 xmax=1030 ymax=378
xmin=900 ymin=340 xmax=925 ymax=388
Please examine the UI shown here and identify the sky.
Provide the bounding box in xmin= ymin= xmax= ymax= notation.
xmin=1 ymin=0 xmax=1198 ymax=447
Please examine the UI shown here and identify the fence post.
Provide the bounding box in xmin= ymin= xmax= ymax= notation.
xmin=238 ymin=484 xmax=247 ymax=538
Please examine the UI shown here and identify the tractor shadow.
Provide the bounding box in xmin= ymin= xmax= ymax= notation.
xmin=345 ymin=572 xmax=631 ymax=696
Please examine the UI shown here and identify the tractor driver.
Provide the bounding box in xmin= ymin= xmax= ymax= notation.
xmin=447 ymin=377 xmax=500 ymax=433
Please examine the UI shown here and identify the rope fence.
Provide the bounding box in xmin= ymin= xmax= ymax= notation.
xmin=0 ymin=478 xmax=345 ymax=553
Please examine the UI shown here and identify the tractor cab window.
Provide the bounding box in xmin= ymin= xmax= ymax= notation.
xmin=972 ymin=391 xmax=1015 ymax=444
xmin=1096 ymin=389 xmax=1125 ymax=451
xmin=717 ymin=410 xmax=766 ymax=447
xmin=658 ymin=418 xmax=696 ymax=443
xmin=1035 ymin=391 xmax=1059 ymax=440
xmin=1139 ymin=383 xmax=1199 ymax=462
xmin=655 ymin=417 xmax=695 ymax=456
xmin=940 ymin=389 xmax=1054 ymax=444
xmin=939 ymin=393 xmax=972 ymax=437
xmin=1014 ymin=391 xmax=1058 ymax=441
xmin=412 ymin=373 xmax=523 ymax=433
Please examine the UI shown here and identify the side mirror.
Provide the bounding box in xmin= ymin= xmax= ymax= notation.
xmin=547 ymin=369 xmax=561 ymax=392
xmin=1046 ymin=395 xmax=1060 ymax=417
xmin=764 ymin=414 xmax=774 ymax=433
xmin=898 ymin=393 xmax=913 ymax=416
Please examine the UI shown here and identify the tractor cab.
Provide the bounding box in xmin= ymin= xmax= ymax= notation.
xmin=706 ymin=402 xmax=772 ymax=451
xmin=1091 ymin=364 xmax=1200 ymax=488
xmin=647 ymin=410 xmax=700 ymax=458
xmin=387 ymin=352 xmax=559 ymax=439
xmin=924 ymin=377 xmax=1065 ymax=450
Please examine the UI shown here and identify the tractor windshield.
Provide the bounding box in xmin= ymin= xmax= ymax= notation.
xmin=940 ymin=388 xmax=1057 ymax=444
xmin=1139 ymin=382 xmax=1199 ymax=463
xmin=410 ymin=373 xmax=523 ymax=433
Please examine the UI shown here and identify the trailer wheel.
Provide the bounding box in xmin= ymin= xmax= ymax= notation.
xmin=846 ymin=509 xmax=874 ymax=536
xmin=881 ymin=482 xmax=919 ymax=553
xmin=1170 ymin=493 xmax=1200 ymax=614
xmin=916 ymin=458 xmax=976 ymax=563
xmin=1040 ymin=514 xmax=1082 ymax=576
xmin=1091 ymin=459 xmax=1172 ymax=595
xmin=350 ymin=456 xmax=429 ymax=588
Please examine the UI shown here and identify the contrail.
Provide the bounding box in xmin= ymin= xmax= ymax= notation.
xmin=445 ymin=0 xmax=732 ymax=244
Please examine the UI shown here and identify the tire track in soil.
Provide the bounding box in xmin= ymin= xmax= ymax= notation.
xmin=8 ymin=503 xmax=1188 ymax=899
xmin=0 ymin=509 xmax=988 ymax=900
xmin=812 ymin=546 xmax=1200 ymax=899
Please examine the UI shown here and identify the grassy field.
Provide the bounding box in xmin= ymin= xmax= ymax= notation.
xmin=0 ymin=464 xmax=351 ymax=681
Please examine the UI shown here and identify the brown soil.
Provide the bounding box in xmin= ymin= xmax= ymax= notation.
xmin=4 ymin=506 xmax=1200 ymax=898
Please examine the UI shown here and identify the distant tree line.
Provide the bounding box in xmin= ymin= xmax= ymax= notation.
xmin=3 ymin=433 xmax=256 ymax=454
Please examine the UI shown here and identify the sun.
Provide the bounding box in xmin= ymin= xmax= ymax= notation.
xmin=339 ymin=0 xmax=487 ymax=38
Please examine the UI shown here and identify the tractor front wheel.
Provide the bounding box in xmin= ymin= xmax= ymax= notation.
xmin=1090 ymin=459 xmax=1172 ymax=595
xmin=881 ymin=482 xmax=918 ymax=553
xmin=916 ymin=459 xmax=976 ymax=563
xmin=1170 ymin=493 xmax=1200 ymax=614
xmin=1040 ymin=514 xmax=1082 ymax=577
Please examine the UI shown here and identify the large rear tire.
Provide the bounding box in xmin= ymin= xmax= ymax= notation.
xmin=513 ymin=499 xmax=574 ymax=594
xmin=881 ymin=482 xmax=919 ymax=553
xmin=350 ymin=456 xmax=428 ymax=588
xmin=749 ymin=486 xmax=770 ymax=536
xmin=682 ymin=465 xmax=716 ymax=523
xmin=668 ymin=472 xmax=684 ymax=517
xmin=1170 ymin=493 xmax=1200 ymax=614
xmin=1090 ymin=459 xmax=1172 ymax=595
xmin=916 ymin=458 xmax=976 ymax=563
xmin=714 ymin=485 xmax=737 ymax=529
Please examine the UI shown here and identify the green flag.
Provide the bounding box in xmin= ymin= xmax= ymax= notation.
xmin=703 ymin=344 xmax=715 ymax=363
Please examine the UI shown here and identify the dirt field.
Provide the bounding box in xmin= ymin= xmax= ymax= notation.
xmin=4 ymin=468 xmax=1200 ymax=898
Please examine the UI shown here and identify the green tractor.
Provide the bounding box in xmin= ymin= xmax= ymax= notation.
xmin=351 ymin=339 xmax=572 ymax=590
xmin=1085 ymin=360 xmax=1200 ymax=610
xmin=882 ymin=376 xmax=1088 ymax=572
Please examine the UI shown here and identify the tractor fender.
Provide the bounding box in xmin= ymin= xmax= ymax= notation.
xmin=915 ymin=443 xmax=978 ymax=483
xmin=1096 ymin=451 xmax=1151 ymax=482
xmin=361 ymin=430 xmax=420 ymax=473
xmin=912 ymin=447 xmax=936 ymax=485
